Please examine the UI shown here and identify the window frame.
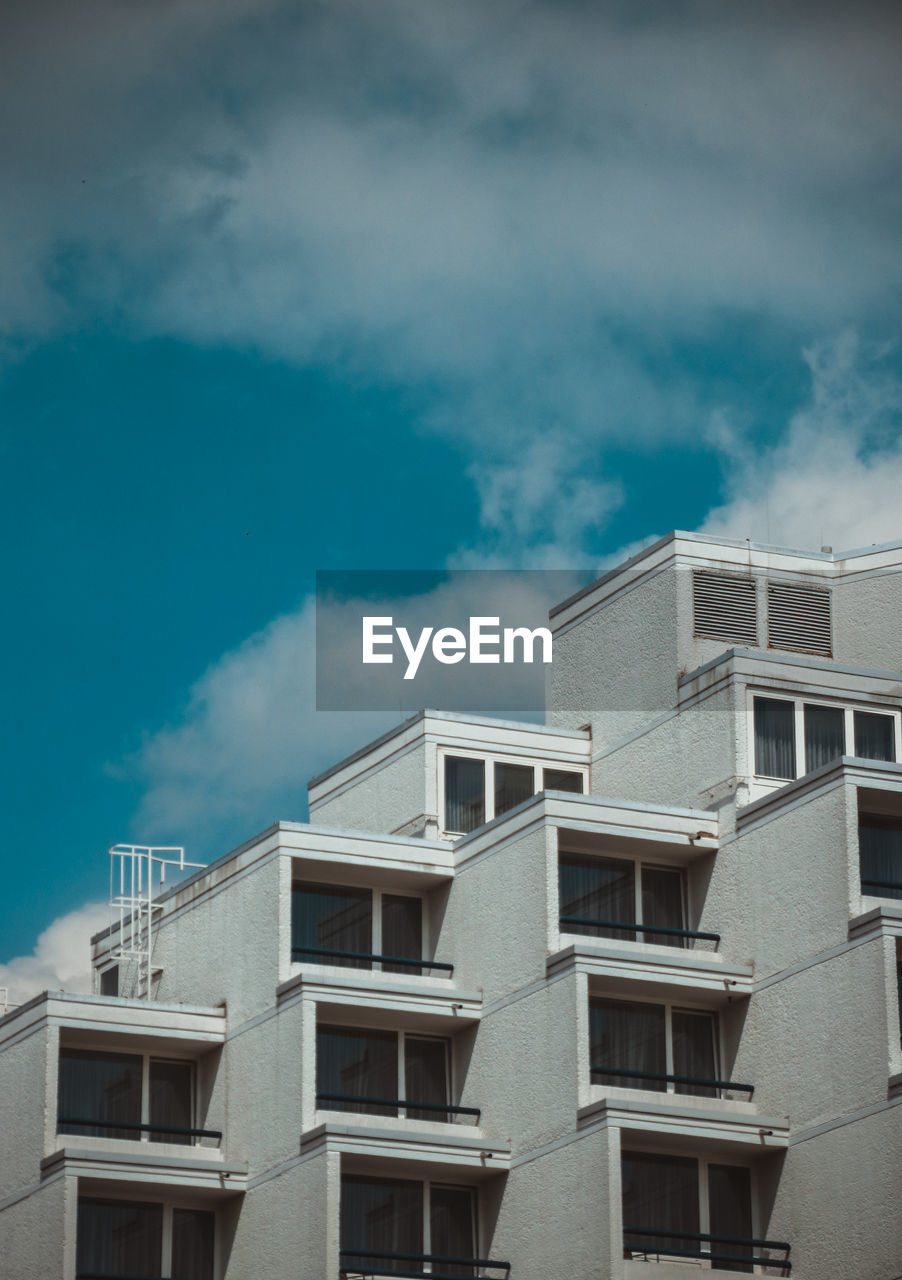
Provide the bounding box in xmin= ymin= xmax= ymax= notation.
xmin=438 ymin=746 xmax=587 ymax=836
xmin=58 ymin=1044 xmax=199 ymax=1146
xmin=749 ymin=689 xmax=902 ymax=783
xmin=291 ymin=880 xmax=428 ymax=973
xmin=590 ymin=992 xmax=720 ymax=1097
xmin=558 ymin=847 xmax=689 ymax=947
xmin=316 ymin=1022 xmax=453 ymax=1121
xmin=76 ymin=1197 xmax=217 ymax=1280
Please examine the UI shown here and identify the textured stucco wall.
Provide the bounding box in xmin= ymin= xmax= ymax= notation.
xmin=0 ymin=1175 xmax=71 ymax=1280
xmin=833 ymin=570 xmax=902 ymax=671
xmin=309 ymin=738 xmax=428 ymax=836
xmin=0 ymin=1019 xmax=53 ymax=1199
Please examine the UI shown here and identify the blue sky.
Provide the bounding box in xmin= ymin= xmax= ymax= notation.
xmin=2 ymin=0 xmax=902 ymax=988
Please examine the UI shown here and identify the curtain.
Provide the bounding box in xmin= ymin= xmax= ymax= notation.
xmin=854 ymin=711 xmax=896 ymax=761
xmin=589 ymin=998 xmax=666 ymax=1090
xmin=405 ymin=1037 xmax=449 ymax=1121
xmin=543 ymin=768 xmax=584 ymax=794
xmin=382 ymin=895 xmax=423 ymax=975
xmin=445 ymin=757 xmax=485 ymax=833
xmin=292 ymin=882 xmax=372 ymax=969
xmin=317 ymin=1025 xmax=398 ymax=1116
xmin=621 ymin=1152 xmax=699 ymax=1258
xmin=671 ymin=1010 xmax=718 ymax=1097
xmin=559 ymin=854 xmax=636 ymax=940
xmin=430 ymin=1186 xmax=476 ymax=1278
xmin=58 ymin=1049 xmax=141 ymax=1139
xmin=171 ymin=1209 xmax=215 ymax=1280
xmin=494 ymin=762 xmax=535 ymax=817
xmin=708 ymin=1164 xmax=753 ymax=1273
xmin=804 ymin=704 xmax=845 ymax=772
xmin=149 ymin=1059 xmax=193 ymax=1145
xmin=754 ymin=698 xmax=796 ymax=780
xmin=76 ymin=1200 xmax=163 ymax=1278
xmin=340 ymin=1175 xmax=423 ymax=1275
xmin=641 ymin=867 xmax=685 ymax=948
xmin=859 ymin=817 xmax=902 ymax=900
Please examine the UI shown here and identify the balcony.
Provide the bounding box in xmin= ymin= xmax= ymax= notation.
xmin=339 ymin=1250 xmax=510 ymax=1279
xmin=624 ymin=1227 xmax=791 ymax=1274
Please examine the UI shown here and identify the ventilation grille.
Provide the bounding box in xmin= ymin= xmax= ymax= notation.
xmin=767 ymin=583 xmax=832 ymax=656
xmin=692 ymin=572 xmax=758 ymax=644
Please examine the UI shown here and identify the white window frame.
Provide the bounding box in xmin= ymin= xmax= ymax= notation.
xmin=291 ymin=880 xmax=428 ymax=973
xmin=590 ymin=992 xmax=721 ymax=1097
xmin=77 ymin=1197 xmax=219 ymax=1279
xmin=438 ymin=746 xmax=588 ymax=836
xmin=316 ymin=1023 xmax=453 ymax=1120
xmin=748 ymin=689 xmax=902 ymax=783
xmin=558 ymin=848 xmax=689 ymax=944
xmin=58 ymin=1044 xmax=199 ymax=1145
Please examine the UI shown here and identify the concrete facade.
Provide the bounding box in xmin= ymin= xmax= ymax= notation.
xmin=2 ymin=531 xmax=902 ymax=1279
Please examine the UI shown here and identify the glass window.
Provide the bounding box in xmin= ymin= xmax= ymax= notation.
xmin=430 ymin=1186 xmax=476 ymax=1278
xmin=405 ymin=1036 xmax=450 ymax=1121
xmin=804 ymin=703 xmax=845 ymax=772
xmin=494 ymin=762 xmax=535 ymax=817
xmin=590 ymin=998 xmax=666 ymax=1090
xmin=621 ymin=1151 xmax=699 ymax=1257
xmin=559 ymin=853 xmax=636 ymax=941
xmin=445 ymin=757 xmax=485 ymax=833
xmin=149 ymin=1059 xmax=193 ymax=1145
xmin=543 ymin=768 xmax=584 ymax=793
xmin=754 ymin=697 xmax=796 ymax=780
xmin=854 ymin=711 xmax=896 ymax=762
xmin=671 ymin=1009 xmax=718 ymax=1098
xmin=58 ymin=1048 xmax=142 ymax=1138
xmin=341 ymin=1175 xmax=424 ymax=1276
xmin=171 ymin=1208 xmax=215 ymax=1280
xmin=76 ymin=1200 xmax=163 ymax=1278
xmin=382 ymin=894 xmax=423 ymax=975
xmin=292 ymin=882 xmax=372 ymax=968
xmin=859 ymin=815 xmax=902 ymax=900
xmin=709 ymin=1164 xmax=754 ymax=1273
xmin=640 ymin=866 xmax=684 ymax=947
xmin=99 ymin=966 xmax=119 ymax=997
xmin=317 ymin=1025 xmax=398 ymax=1116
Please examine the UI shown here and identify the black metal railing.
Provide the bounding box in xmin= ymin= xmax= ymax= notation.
xmin=317 ymin=1093 xmax=480 ymax=1121
xmin=623 ymin=1226 xmax=791 ymax=1273
xmin=339 ymin=1248 xmax=510 ymax=1279
xmin=77 ymin=1274 xmax=176 ymax=1279
xmin=860 ymin=878 xmax=902 ymax=894
xmin=58 ymin=1116 xmax=222 ymax=1141
xmin=591 ymin=1066 xmax=754 ymax=1096
xmin=292 ymin=947 xmax=454 ymax=974
xmin=559 ymin=917 xmax=720 ymax=944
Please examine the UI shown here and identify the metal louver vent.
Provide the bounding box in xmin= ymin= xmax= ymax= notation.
xmin=767 ymin=583 xmax=832 ymax=657
xmin=692 ymin=572 xmax=758 ymax=644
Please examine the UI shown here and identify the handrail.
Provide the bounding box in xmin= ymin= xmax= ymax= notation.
xmin=559 ymin=916 xmax=720 ymax=943
xmin=317 ymin=1093 xmax=480 ymax=1119
xmin=623 ymin=1225 xmax=791 ymax=1272
xmin=339 ymin=1248 xmax=510 ymax=1277
xmin=58 ymin=1116 xmax=222 ymax=1140
xmin=860 ymin=878 xmax=902 ymax=892
xmin=77 ymin=1274 xmax=176 ymax=1279
xmin=292 ymin=947 xmax=453 ymax=973
xmin=591 ymin=1066 xmax=754 ymax=1094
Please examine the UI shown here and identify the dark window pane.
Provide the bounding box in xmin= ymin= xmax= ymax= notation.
xmin=431 ymin=1185 xmax=476 ymax=1278
xmin=559 ymin=854 xmax=636 ymax=940
xmin=292 ymin=882 xmax=372 ymax=969
xmin=641 ymin=866 xmax=685 ymax=948
xmin=709 ymin=1164 xmax=753 ymax=1272
xmin=99 ymin=966 xmax=119 ymax=997
xmin=754 ymin=698 xmax=796 ymax=779
xmin=621 ymin=1151 xmax=699 ymax=1258
xmin=854 ymin=711 xmax=896 ymax=762
xmin=804 ymin=704 xmax=845 ymax=773
xmin=341 ymin=1175 xmax=423 ymax=1275
xmin=671 ymin=1010 xmax=718 ymax=1098
xmin=543 ymin=768 xmax=584 ymax=793
xmin=405 ymin=1037 xmax=449 ymax=1121
xmin=382 ymin=895 xmax=423 ymax=975
xmin=590 ymin=998 xmax=666 ymax=1090
xmin=149 ymin=1059 xmax=193 ymax=1145
xmin=58 ymin=1049 xmax=141 ymax=1138
xmin=172 ymin=1208 xmax=215 ymax=1280
xmin=859 ymin=815 xmax=902 ymax=901
xmin=318 ymin=1026 xmax=398 ymax=1116
xmin=494 ymin=762 xmax=535 ymax=817
xmin=76 ymin=1200 xmax=162 ymax=1277
xmin=445 ymin=757 xmax=485 ymax=833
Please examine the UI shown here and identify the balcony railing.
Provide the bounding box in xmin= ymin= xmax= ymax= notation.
xmin=860 ymin=878 xmax=902 ymax=895
xmin=339 ymin=1249 xmax=510 ymax=1279
xmin=292 ymin=947 xmax=454 ymax=975
xmin=58 ymin=1116 xmax=222 ymax=1143
xmin=591 ymin=1066 xmax=754 ymax=1098
xmin=559 ymin=917 xmax=720 ymax=945
xmin=317 ymin=1093 xmax=480 ymax=1122
xmin=623 ymin=1226 xmax=791 ymax=1274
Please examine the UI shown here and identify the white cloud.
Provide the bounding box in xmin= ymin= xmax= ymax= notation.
xmin=0 ymin=901 xmax=109 ymax=1009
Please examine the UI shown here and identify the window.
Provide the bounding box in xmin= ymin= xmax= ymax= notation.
xmin=590 ymin=997 xmax=733 ymax=1098
xmin=753 ymin=695 xmax=899 ymax=782
xmin=76 ymin=1200 xmax=214 ymax=1280
xmin=859 ymin=813 xmax=902 ymax=900
xmin=559 ymin=852 xmax=686 ymax=947
xmin=340 ymin=1175 xmax=479 ymax=1278
xmin=99 ymin=965 xmax=119 ymax=997
xmin=58 ymin=1048 xmax=202 ymax=1145
xmin=622 ymin=1152 xmax=756 ymax=1273
xmin=292 ymin=882 xmax=425 ymax=974
xmin=443 ymin=753 xmax=585 ymax=833
xmin=317 ymin=1025 xmax=458 ymax=1121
